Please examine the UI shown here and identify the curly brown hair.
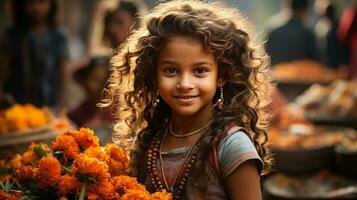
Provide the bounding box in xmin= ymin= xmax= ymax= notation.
xmin=100 ymin=0 xmax=273 ymax=188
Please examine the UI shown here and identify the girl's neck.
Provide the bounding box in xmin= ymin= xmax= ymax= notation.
xmin=170 ymin=109 xmax=212 ymax=136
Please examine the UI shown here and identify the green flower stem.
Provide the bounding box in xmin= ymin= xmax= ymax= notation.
xmin=79 ymin=179 xmax=88 ymax=200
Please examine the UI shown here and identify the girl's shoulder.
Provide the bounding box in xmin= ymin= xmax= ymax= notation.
xmin=216 ymin=125 xmax=263 ymax=179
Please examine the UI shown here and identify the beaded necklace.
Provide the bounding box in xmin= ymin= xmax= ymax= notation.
xmin=147 ymin=125 xmax=203 ymax=200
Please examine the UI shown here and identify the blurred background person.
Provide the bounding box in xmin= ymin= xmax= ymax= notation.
xmin=314 ymin=0 xmax=346 ymax=69
xmin=338 ymin=1 xmax=357 ymax=79
xmin=88 ymin=0 xmax=146 ymax=56
xmin=262 ymin=1 xmax=291 ymax=35
xmin=67 ymin=56 xmax=113 ymax=128
xmin=266 ymin=0 xmax=319 ymax=65
xmin=0 ymin=0 xmax=68 ymax=109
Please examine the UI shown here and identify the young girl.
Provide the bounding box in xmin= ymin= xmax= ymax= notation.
xmin=102 ymin=0 xmax=273 ymax=199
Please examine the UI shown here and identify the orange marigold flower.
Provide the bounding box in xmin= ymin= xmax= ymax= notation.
xmin=21 ymin=143 xmax=50 ymax=165
xmin=151 ymin=191 xmax=173 ymax=200
xmin=59 ymin=197 xmax=69 ymax=200
xmin=105 ymin=144 xmax=129 ymax=176
xmin=84 ymin=147 xmax=109 ymax=162
xmin=8 ymin=155 xmax=22 ymax=169
xmin=22 ymin=150 xmax=35 ymax=165
xmin=64 ymin=128 xmax=100 ymax=150
xmin=16 ymin=166 xmax=38 ymax=183
xmin=52 ymin=134 xmax=80 ymax=162
xmin=112 ymin=176 xmax=146 ymax=195
xmin=36 ymin=157 xmax=61 ymax=189
xmin=0 ymin=190 xmax=22 ymax=200
xmin=121 ymin=189 xmax=151 ymax=200
xmin=87 ymin=179 xmax=116 ymax=200
xmin=58 ymin=175 xmax=80 ymax=196
xmin=72 ymin=154 xmax=110 ymax=182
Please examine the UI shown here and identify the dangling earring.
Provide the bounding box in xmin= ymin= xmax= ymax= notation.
xmin=152 ymin=90 xmax=160 ymax=108
xmin=217 ymin=86 xmax=224 ymax=109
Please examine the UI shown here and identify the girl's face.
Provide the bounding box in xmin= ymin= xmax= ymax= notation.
xmin=157 ymin=36 xmax=221 ymax=117
xmin=107 ymin=10 xmax=134 ymax=47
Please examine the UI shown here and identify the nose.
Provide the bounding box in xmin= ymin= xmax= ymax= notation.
xmin=177 ymin=73 xmax=194 ymax=90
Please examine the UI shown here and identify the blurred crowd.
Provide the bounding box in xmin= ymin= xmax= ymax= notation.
xmin=265 ymin=0 xmax=356 ymax=77
xmin=0 ymin=0 xmax=145 ymax=138
xmin=0 ymin=0 xmax=356 ymax=135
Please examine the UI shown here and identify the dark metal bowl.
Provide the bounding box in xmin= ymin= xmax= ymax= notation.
xmin=264 ymin=172 xmax=357 ymax=200
xmin=304 ymin=113 xmax=357 ymax=130
xmin=335 ymin=145 xmax=357 ymax=180
xmin=271 ymin=126 xmax=354 ymax=174
xmin=272 ymin=145 xmax=335 ymax=174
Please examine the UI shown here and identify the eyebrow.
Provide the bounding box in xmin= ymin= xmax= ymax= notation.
xmin=158 ymin=60 xmax=213 ymax=66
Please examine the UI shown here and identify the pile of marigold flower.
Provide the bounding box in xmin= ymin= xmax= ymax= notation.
xmin=0 ymin=128 xmax=172 ymax=200
xmin=0 ymin=104 xmax=52 ymax=134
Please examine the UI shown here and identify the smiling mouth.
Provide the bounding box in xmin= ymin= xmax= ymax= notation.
xmin=173 ymin=95 xmax=199 ymax=103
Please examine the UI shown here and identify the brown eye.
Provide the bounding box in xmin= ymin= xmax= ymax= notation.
xmin=194 ymin=67 xmax=208 ymax=76
xmin=164 ymin=67 xmax=178 ymax=76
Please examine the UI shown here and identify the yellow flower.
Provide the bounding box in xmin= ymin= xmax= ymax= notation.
xmin=72 ymin=154 xmax=110 ymax=182
xmin=105 ymin=144 xmax=129 ymax=176
xmin=84 ymin=147 xmax=109 ymax=162
xmin=58 ymin=175 xmax=80 ymax=196
xmin=112 ymin=176 xmax=146 ymax=195
xmin=52 ymin=134 xmax=80 ymax=162
xmin=121 ymin=189 xmax=151 ymax=200
xmin=36 ymin=157 xmax=62 ymax=189
xmin=24 ymin=104 xmax=48 ymax=128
